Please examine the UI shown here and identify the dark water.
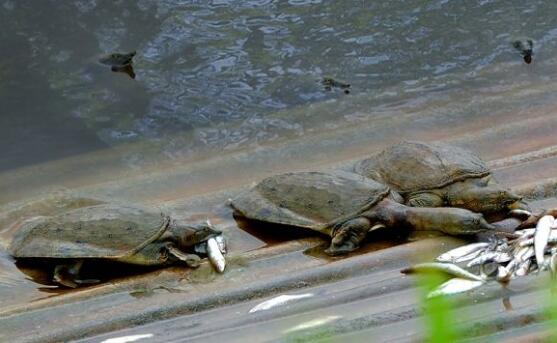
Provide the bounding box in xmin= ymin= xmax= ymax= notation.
xmin=2 ymin=0 xmax=557 ymax=171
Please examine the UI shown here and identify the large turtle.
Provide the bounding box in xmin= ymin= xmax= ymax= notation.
xmin=231 ymin=171 xmax=503 ymax=255
xmin=6 ymin=203 xmax=226 ymax=287
xmin=353 ymin=141 xmax=528 ymax=214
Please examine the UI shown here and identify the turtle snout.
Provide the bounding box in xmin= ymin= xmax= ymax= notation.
xmin=502 ymin=191 xmax=521 ymax=204
xmin=460 ymin=214 xmax=493 ymax=234
xmin=325 ymin=229 xmax=359 ymax=256
xmin=507 ymin=194 xmax=530 ymax=212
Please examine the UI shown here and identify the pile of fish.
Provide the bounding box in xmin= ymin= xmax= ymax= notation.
xmin=402 ymin=214 xmax=557 ymax=298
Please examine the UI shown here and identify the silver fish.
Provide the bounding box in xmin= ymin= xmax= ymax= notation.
xmin=283 ymin=315 xmax=341 ymax=334
xmin=550 ymin=254 xmax=557 ymax=277
xmin=207 ymin=237 xmax=226 ymax=273
xmin=401 ymin=262 xmax=483 ymax=281
xmin=479 ymin=263 xmax=498 ymax=279
xmin=101 ymin=334 xmax=154 ymax=343
xmin=520 ymin=246 xmax=535 ymax=262
xmin=514 ymin=228 xmax=536 ymax=238
xmin=427 ymin=278 xmax=484 ymax=298
xmin=512 ymin=246 xmax=534 ymax=262
xmin=466 ymin=251 xmax=512 ymax=267
xmin=518 ymin=230 xmax=557 ymax=247
xmin=496 ymin=266 xmax=512 ymax=283
xmin=514 ymin=259 xmax=531 ymax=277
xmin=518 ymin=238 xmax=534 ymax=247
xmin=535 ymin=215 xmax=554 ymax=268
xmin=454 ymin=248 xmax=489 ymax=264
xmin=435 ymin=243 xmax=490 ymax=263
xmin=249 ymin=293 xmax=314 ymax=313
xmin=509 ymin=209 xmax=532 ymax=218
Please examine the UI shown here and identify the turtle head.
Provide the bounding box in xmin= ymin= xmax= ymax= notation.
xmin=170 ymin=220 xmax=222 ymax=249
xmin=449 ymin=185 xmax=525 ymax=214
xmin=168 ymin=220 xmax=226 ymax=272
xmin=438 ymin=211 xmax=495 ymax=235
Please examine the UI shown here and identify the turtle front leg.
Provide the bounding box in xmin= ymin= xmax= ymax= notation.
xmin=53 ymin=260 xmax=99 ymax=288
xmin=166 ymin=244 xmax=201 ymax=268
xmin=407 ymin=192 xmax=444 ymax=207
xmin=325 ymin=217 xmax=372 ymax=256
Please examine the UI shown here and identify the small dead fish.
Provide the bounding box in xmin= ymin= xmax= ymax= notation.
xmin=466 ymin=251 xmax=512 ymax=267
xmin=518 ymin=230 xmax=557 ymax=247
xmin=501 ymin=246 xmax=533 ymax=279
xmin=206 ymin=237 xmax=226 ymax=273
xmin=435 ymin=243 xmax=490 ymax=263
xmin=101 ymin=334 xmax=154 ymax=343
xmin=249 ymin=293 xmax=314 ymax=313
xmin=550 ymin=254 xmax=557 ymax=277
xmin=479 ymin=263 xmax=498 ymax=279
xmin=509 ymin=209 xmax=533 ymax=218
xmin=520 ymin=246 xmax=535 ymax=262
xmin=283 ymin=315 xmax=341 ymax=333
xmin=401 ymin=262 xmax=483 ymax=281
xmin=535 ymin=215 xmax=554 ymax=268
xmin=496 ymin=266 xmax=512 ymax=283
xmin=514 ymin=259 xmax=531 ymax=277
xmin=427 ymin=278 xmax=484 ymax=298
xmin=515 ymin=228 xmax=536 ymax=238
xmin=453 ymin=248 xmax=488 ymax=263
xmin=518 ymin=238 xmax=533 ymax=247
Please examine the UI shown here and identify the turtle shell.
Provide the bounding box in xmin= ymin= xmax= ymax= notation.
xmin=353 ymin=141 xmax=490 ymax=194
xmin=8 ymin=204 xmax=169 ymax=259
xmin=231 ymin=171 xmax=390 ymax=230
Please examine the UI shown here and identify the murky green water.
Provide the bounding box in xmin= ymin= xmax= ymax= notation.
xmin=2 ymin=0 xmax=557 ymax=173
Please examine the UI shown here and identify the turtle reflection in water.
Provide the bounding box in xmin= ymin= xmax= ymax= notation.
xmin=354 ymin=141 xmax=528 ymax=215
xmin=231 ymin=171 xmax=507 ymax=256
xmin=6 ymin=203 xmax=226 ymax=288
xmin=98 ymin=51 xmax=136 ymax=79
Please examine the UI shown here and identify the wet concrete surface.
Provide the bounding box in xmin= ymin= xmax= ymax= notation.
xmin=3 ymin=2 xmax=557 ymax=341
xmin=1 ymin=101 xmax=557 ymax=342
xmin=2 ymin=84 xmax=557 ymax=341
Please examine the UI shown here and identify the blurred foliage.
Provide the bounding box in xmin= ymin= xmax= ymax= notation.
xmin=416 ymin=273 xmax=457 ymax=343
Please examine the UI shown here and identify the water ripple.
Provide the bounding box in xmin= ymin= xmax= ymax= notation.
xmin=4 ymin=0 xmax=557 ymax=155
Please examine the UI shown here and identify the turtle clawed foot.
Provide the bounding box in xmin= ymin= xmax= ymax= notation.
xmin=53 ymin=261 xmax=97 ymax=288
xmin=325 ymin=228 xmax=364 ymax=256
xmin=53 ymin=274 xmax=79 ymax=288
xmin=53 ymin=271 xmax=100 ymax=288
xmin=325 ymin=240 xmax=358 ymax=256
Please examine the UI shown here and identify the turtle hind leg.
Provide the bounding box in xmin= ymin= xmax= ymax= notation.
xmin=325 ymin=217 xmax=371 ymax=256
xmin=53 ymin=260 xmax=100 ymax=288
